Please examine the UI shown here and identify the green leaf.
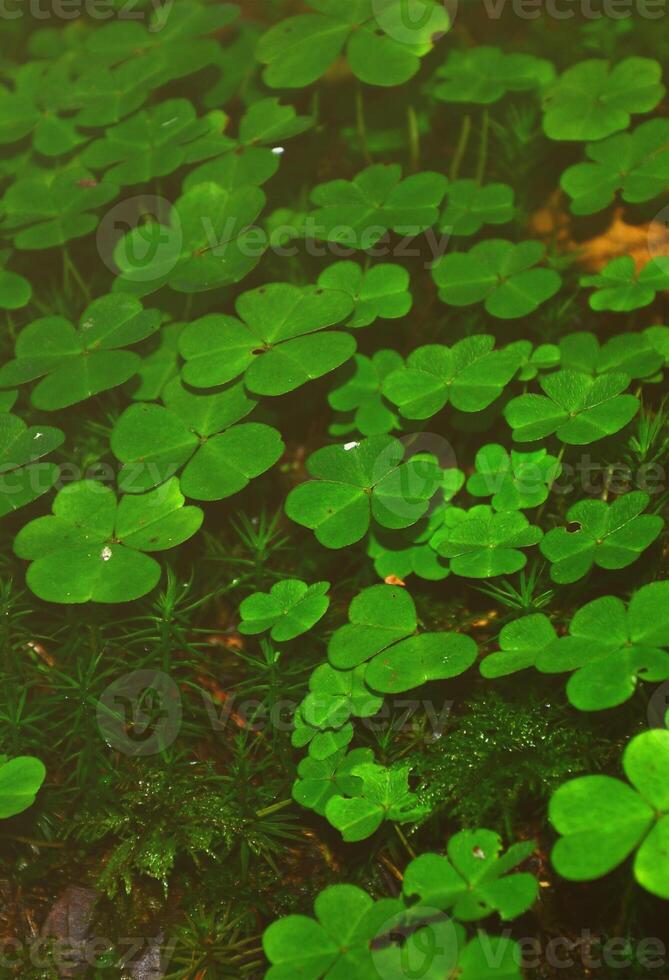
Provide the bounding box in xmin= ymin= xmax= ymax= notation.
xmin=257 ymin=1 xmax=449 ymax=89
xmin=433 ymin=505 xmax=543 ymax=578
xmin=308 ymin=164 xmax=447 ymax=249
xmin=505 ymin=370 xmax=639 ymax=444
xmin=581 ymin=255 xmax=669 ymax=312
xmin=0 ymin=756 xmax=46 ymax=819
xmin=382 ymin=337 xmax=521 ymax=420
xmin=0 ymin=413 xmax=63 ymax=517
xmin=328 ymin=351 xmax=403 ymax=437
xmin=179 ymin=283 xmax=355 ymax=395
xmin=561 ymin=119 xmax=669 ymax=215
xmin=403 ymin=828 xmax=537 ymax=921
xmin=112 ymin=378 xmax=283 ymax=500
xmin=539 ymin=492 xmax=663 ymax=585
xmin=480 ymin=614 xmax=557 ymax=679
xmin=14 ymin=479 xmax=202 ymax=604
xmin=550 ymin=729 xmax=669 ymax=898
xmin=439 ymin=180 xmax=515 ymax=236
xmin=543 ymin=57 xmax=665 ymax=141
xmin=365 ymin=630 xmax=476 ymax=693
xmin=285 ymin=436 xmax=441 ymax=548
xmin=80 ymin=99 xmax=232 ymax=187
xmin=2 ymin=165 xmax=119 ymax=250
xmin=0 ymin=295 xmax=160 ymax=410
xmin=0 ymin=267 xmax=31 ymax=310
xmin=292 ymin=747 xmax=373 ymax=815
xmin=433 ymin=47 xmax=553 ymax=104
xmin=325 ymin=762 xmax=428 ymax=842
xmin=263 ymin=882 xmax=401 ymax=979
xmin=113 ymin=181 xmax=266 ymax=294
xmin=536 ymin=583 xmax=669 ymax=710
xmin=507 ymin=340 xmax=560 ymax=382
xmin=239 ymin=580 xmax=330 ymax=641
xmin=559 ymin=330 xmax=664 ymax=380
xmin=317 ymin=261 xmax=412 ymax=328
xmin=433 ymin=240 xmax=561 ymax=319
xmin=467 ymin=443 xmax=561 ymax=511
xmin=327 ymin=584 xmax=417 ymax=669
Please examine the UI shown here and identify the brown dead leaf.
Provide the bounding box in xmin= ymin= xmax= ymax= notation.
xmin=530 ymin=192 xmax=669 ymax=273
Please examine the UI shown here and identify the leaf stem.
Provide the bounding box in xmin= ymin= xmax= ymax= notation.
xmin=355 ymin=84 xmax=372 ymax=165
xmin=393 ymin=822 xmax=416 ymax=858
xmin=407 ymin=105 xmax=420 ymax=172
xmin=475 ymin=108 xmax=490 ymax=186
xmin=449 ymin=114 xmax=471 ymax=181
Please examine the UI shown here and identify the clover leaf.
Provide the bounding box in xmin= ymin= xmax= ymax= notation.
xmin=14 ymin=479 xmax=203 ymax=604
xmin=80 ymin=99 xmax=233 ymax=187
xmin=239 ymin=580 xmax=330 ymax=641
xmin=561 ymin=119 xmax=669 ymax=215
xmin=540 ymin=492 xmax=663 ymax=585
xmin=317 ymin=261 xmax=412 ymax=328
xmin=467 ymin=444 xmax=561 ymax=512
xmin=113 ymin=180 xmax=266 ymax=295
xmin=263 ymin=883 xmax=404 ymax=978
xmin=550 ymin=729 xmax=669 ymax=898
xmin=504 ymin=370 xmax=639 ymax=444
xmin=0 ymin=253 xmax=31 ymax=310
xmin=382 ymin=337 xmax=521 ymax=421
xmin=1 ymin=165 xmax=119 ymax=250
xmin=0 ymin=61 xmax=83 ymax=156
xmin=480 ymin=613 xmax=557 ymax=679
xmin=179 ymin=283 xmax=355 ymax=396
xmin=433 ymin=505 xmax=543 ymax=578
xmin=130 ymin=322 xmax=183 ymax=401
xmin=0 ymin=295 xmax=160 ymax=411
xmin=439 ymin=180 xmax=515 ymax=237
xmin=111 ymin=378 xmax=284 ymax=500
xmin=536 ymin=584 xmax=669 ymax=710
xmin=182 ymin=97 xmax=314 ymax=194
xmin=302 ymin=663 xmax=383 ymax=731
xmin=325 ymin=762 xmax=429 ymax=842
xmin=559 ymin=331 xmax=664 ymax=380
xmin=374 ymin=923 xmax=523 ymax=980
xmin=0 ymin=414 xmax=63 ymax=517
xmin=285 ymin=437 xmax=440 ymax=548
xmin=433 ymin=240 xmax=561 ymax=318
xmin=292 ymin=747 xmax=374 ymax=815
xmin=506 ymin=341 xmax=560 ymax=382
xmin=432 ymin=47 xmax=553 ymax=104
xmin=326 ymin=583 xmax=476 ymax=693
xmin=403 ymin=829 xmax=537 ymax=921
xmin=256 ymin=0 xmax=450 ymax=89
xmin=0 ymin=756 xmax=46 ymax=819
xmin=292 ymin=711 xmax=354 ymax=762
xmin=368 ymin=505 xmax=456 ymax=582
xmin=328 ymin=351 xmax=403 ymax=437
xmin=308 ymin=164 xmax=447 ymax=249
xmin=581 ymin=255 xmax=669 ymax=312
xmin=542 ymin=57 xmax=665 ymax=141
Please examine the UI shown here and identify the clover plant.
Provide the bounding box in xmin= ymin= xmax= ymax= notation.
xmin=581 ymin=255 xmax=669 ymax=312
xmin=0 ymin=755 xmax=46 ymax=819
xmin=433 ymin=240 xmax=561 ymax=319
xmin=3 ymin=5 xmax=669 ymax=970
xmin=540 ymin=491 xmax=663 ymax=584
xmin=550 ymin=729 xmax=669 ymax=898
